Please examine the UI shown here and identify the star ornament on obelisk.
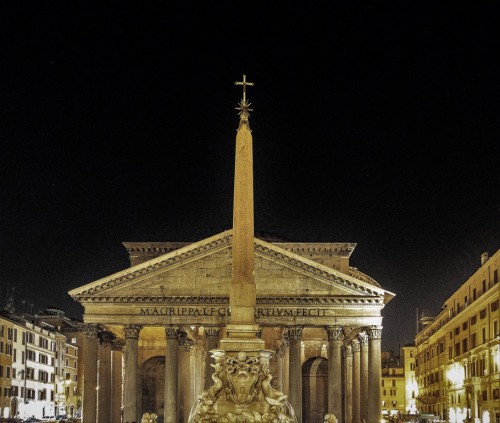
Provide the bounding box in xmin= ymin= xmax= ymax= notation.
xmin=221 ymin=74 xmax=264 ymax=350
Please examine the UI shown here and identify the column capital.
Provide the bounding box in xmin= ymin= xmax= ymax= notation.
xmin=111 ymin=339 xmax=125 ymax=351
xmin=343 ymin=344 xmax=353 ymax=358
xmin=366 ymin=326 xmax=383 ymax=340
xmin=351 ymin=339 xmax=361 ymax=352
xmin=358 ymin=332 xmax=369 ymax=346
xmin=165 ymin=325 xmax=180 ymax=340
xmin=83 ymin=323 xmax=99 ymax=338
xmin=287 ymin=325 xmax=303 ymax=341
xmin=326 ymin=326 xmax=344 ymax=341
xmin=99 ymin=330 xmax=116 ymax=345
xmin=124 ymin=324 xmax=142 ymax=339
xmin=204 ymin=326 xmax=220 ymax=340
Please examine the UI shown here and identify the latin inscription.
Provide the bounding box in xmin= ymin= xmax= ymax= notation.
xmin=139 ymin=307 xmax=328 ymax=317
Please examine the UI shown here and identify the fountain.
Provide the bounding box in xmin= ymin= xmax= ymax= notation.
xmin=188 ymin=76 xmax=297 ymax=423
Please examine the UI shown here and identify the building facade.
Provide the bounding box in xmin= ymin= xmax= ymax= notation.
xmin=0 ymin=311 xmax=80 ymax=420
xmin=414 ymin=250 xmax=500 ymax=423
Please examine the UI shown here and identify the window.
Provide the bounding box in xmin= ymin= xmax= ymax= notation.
xmin=26 ymin=368 xmax=35 ymax=380
xmin=494 ymin=269 xmax=498 ymax=284
xmin=473 ymin=288 xmax=477 ymax=300
xmin=493 ymin=388 xmax=499 ymax=400
xmin=0 ymin=341 xmax=3 ymax=353
xmin=491 ymin=300 xmax=499 ymax=312
xmin=471 ymin=315 xmax=477 ymax=325
xmin=454 ymin=327 xmax=460 ymax=335
xmin=0 ymin=365 xmax=3 ymax=377
xmin=482 ymin=390 xmax=487 ymax=401
xmin=482 ymin=327 xmax=487 ymax=343
xmin=6 ymin=366 xmax=10 ymax=378
xmin=462 ymin=338 xmax=468 ymax=353
xmin=392 ymin=379 xmax=396 ymax=387
xmin=462 ymin=321 xmax=468 ymax=330
xmin=455 ymin=342 xmax=460 ymax=356
xmin=39 ymin=337 xmax=48 ymax=349
xmin=6 ymin=343 xmax=12 ymax=355
xmin=38 ymin=370 xmax=49 ymax=383
xmin=26 ymin=389 xmax=35 ymax=400
xmin=26 ymin=332 xmax=34 ymax=344
xmin=11 ymin=386 xmax=18 ymax=396
xmin=494 ymin=320 xmax=499 ymax=337
xmin=480 ymin=308 xmax=487 ymax=319
xmin=26 ymin=349 xmax=36 ymax=361
xmin=471 ymin=333 xmax=476 ymax=349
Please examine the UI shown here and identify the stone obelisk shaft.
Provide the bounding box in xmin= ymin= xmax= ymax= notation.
xmin=230 ymin=117 xmax=255 ymax=326
xmin=222 ymin=76 xmax=263 ymax=348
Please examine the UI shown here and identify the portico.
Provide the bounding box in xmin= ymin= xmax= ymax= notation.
xmin=69 ymin=233 xmax=393 ymax=423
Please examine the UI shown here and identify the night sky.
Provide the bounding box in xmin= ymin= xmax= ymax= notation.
xmin=1 ymin=3 xmax=499 ymax=352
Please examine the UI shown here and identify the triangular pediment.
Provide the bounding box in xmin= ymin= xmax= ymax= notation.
xmin=69 ymin=230 xmax=393 ymax=304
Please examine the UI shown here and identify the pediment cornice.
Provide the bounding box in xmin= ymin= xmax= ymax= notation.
xmin=73 ymin=295 xmax=384 ymax=306
xmin=69 ymin=230 xmax=393 ymax=301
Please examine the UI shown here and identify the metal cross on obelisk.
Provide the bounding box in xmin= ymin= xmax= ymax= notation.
xmin=235 ymin=74 xmax=254 ymax=104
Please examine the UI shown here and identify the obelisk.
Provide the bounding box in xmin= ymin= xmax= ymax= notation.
xmin=220 ymin=74 xmax=264 ymax=350
xmin=188 ymin=77 xmax=297 ymax=422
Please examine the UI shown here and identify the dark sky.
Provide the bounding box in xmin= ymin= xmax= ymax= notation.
xmin=1 ymin=3 xmax=499 ymax=352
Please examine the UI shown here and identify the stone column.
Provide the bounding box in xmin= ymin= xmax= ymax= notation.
xmin=367 ymin=327 xmax=382 ymax=423
xmin=110 ymin=340 xmax=124 ymax=423
xmin=359 ymin=334 xmax=369 ymax=422
xmin=345 ymin=345 xmax=353 ymax=423
xmin=352 ymin=340 xmax=361 ymax=423
xmin=165 ymin=326 xmax=183 ymax=423
xmin=97 ymin=331 xmax=114 ymax=423
xmin=288 ymin=326 xmax=303 ymax=423
xmin=180 ymin=334 xmax=192 ymax=422
xmin=83 ymin=324 xmax=99 ymax=423
xmin=276 ymin=347 xmax=284 ymax=392
xmin=123 ymin=324 xmax=141 ymax=423
xmin=327 ymin=326 xmax=343 ymax=423
xmin=204 ymin=327 xmax=220 ymax=390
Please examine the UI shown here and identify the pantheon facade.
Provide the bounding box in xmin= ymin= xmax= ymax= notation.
xmin=69 ymin=232 xmax=395 ymax=423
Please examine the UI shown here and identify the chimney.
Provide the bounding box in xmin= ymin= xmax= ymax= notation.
xmin=481 ymin=252 xmax=489 ymax=265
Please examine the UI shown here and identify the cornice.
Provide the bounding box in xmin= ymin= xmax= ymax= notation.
xmin=70 ymin=230 xmax=389 ymax=300
xmin=77 ymin=295 xmax=384 ymax=306
xmin=70 ymin=231 xmax=233 ymax=298
xmin=254 ymin=240 xmax=384 ymax=297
